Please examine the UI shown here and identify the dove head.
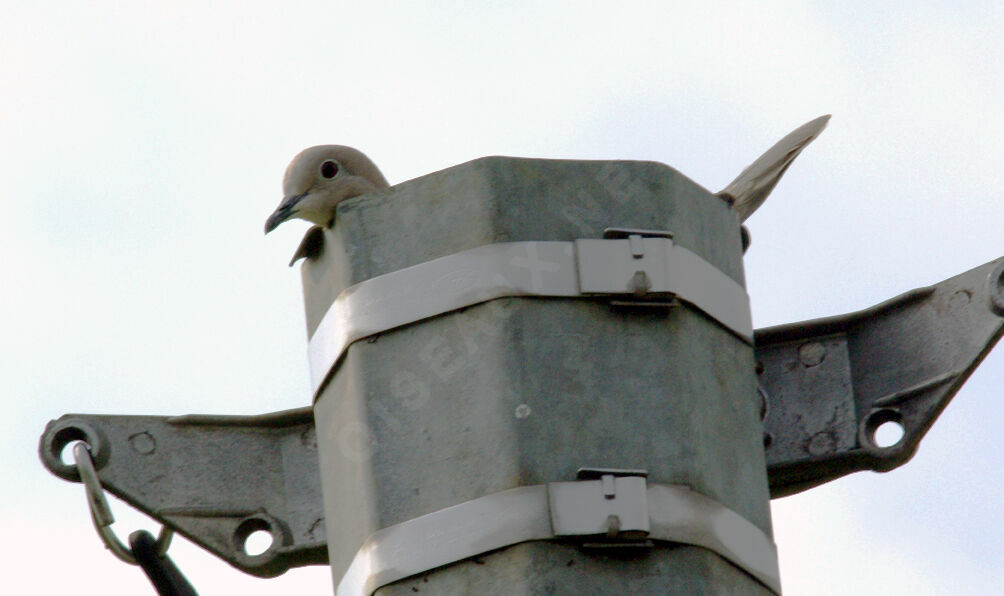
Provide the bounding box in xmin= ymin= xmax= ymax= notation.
xmin=265 ymin=145 xmax=390 ymax=234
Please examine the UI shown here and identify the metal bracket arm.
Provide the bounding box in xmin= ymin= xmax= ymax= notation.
xmin=336 ymin=470 xmax=781 ymax=595
xmin=38 ymin=407 xmax=325 ymax=577
xmin=308 ymin=233 xmax=753 ymax=397
xmin=757 ymin=258 xmax=1004 ymax=497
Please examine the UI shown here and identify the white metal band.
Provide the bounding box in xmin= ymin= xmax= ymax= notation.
xmin=335 ymin=482 xmax=780 ymax=595
xmin=308 ymin=239 xmax=752 ymax=397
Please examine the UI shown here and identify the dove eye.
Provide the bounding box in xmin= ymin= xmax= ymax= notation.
xmin=320 ymin=160 xmax=339 ymax=179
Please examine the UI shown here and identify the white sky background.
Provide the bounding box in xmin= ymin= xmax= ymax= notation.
xmin=2 ymin=1 xmax=1001 ymax=594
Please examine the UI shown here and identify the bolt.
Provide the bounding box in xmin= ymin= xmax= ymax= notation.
xmin=128 ymin=432 xmax=156 ymax=455
xmin=806 ymin=431 xmax=836 ymax=456
xmin=629 ymin=270 xmax=651 ymax=297
xmin=948 ymin=288 xmax=972 ymax=312
xmin=797 ymin=342 xmax=826 ymax=367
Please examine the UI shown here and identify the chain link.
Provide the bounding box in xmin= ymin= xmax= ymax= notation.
xmin=72 ymin=442 xmax=173 ymax=565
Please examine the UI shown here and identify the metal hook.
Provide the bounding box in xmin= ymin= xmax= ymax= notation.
xmin=72 ymin=442 xmax=173 ymax=565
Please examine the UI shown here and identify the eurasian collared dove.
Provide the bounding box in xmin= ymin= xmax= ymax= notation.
xmin=264 ymin=145 xmax=390 ymax=234
xmin=717 ymin=114 xmax=830 ymax=221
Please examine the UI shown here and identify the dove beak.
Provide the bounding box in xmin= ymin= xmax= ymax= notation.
xmin=264 ymin=192 xmax=308 ymax=234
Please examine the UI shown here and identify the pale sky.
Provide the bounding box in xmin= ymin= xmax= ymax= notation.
xmin=2 ymin=2 xmax=1001 ymax=594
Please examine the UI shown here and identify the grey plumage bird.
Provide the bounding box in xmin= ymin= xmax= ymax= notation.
xmin=264 ymin=145 xmax=390 ymax=234
xmin=717 ymin=114 xmax=830 ymax=221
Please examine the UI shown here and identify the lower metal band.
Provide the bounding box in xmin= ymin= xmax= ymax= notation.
xmin=336 ymin=482 xmax=780 ymax=595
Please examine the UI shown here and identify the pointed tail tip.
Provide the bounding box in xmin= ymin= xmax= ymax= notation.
xmin=809 ymin=114 xmax=832 ymax=132
xmin=716 ymin=113 xmax=834 ymax=222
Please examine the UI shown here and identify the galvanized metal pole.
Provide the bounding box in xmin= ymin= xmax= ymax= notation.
xmin=304 ymin=157 xmax=774 ymax=594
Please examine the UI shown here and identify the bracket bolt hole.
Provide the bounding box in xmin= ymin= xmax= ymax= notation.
xmin=242 ymin=530 xmax=274 ymax=556
xmin=42 ymin=422 xmax=106 ymax=479
xmin=872 ymin=420 xmax=905 ymax=448
xmin=51 ymin=426 xmax=91 ymax=464
xmin=234 ymin=517 xmax=278 ymax=558
xmin=59 ymin=440 xmax=88 ymax=466
xmin=864 ymin=409 xmax=906 ymax=449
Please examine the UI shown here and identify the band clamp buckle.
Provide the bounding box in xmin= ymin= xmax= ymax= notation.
xmin=575 ymin=228 xmax=678 ymax=304
xmin=549 ymin=468 xmax=651 ymax=546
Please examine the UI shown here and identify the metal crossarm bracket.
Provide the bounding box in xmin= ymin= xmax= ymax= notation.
xmin=757 ymin=258 xmax=1004 ymax=497
xmin=307 ymin=232 xmax=753 ymax=397
xmin=38 ymin=408 xmax=326 ymax=578
xmin=336 ymin=470 xmax=781 ymax=596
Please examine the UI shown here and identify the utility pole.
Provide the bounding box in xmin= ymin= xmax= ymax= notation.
xmin=40 ymin=154 xmax=1004 ymax=595
xmin=304 ymin=156 xmax=774 ymax=594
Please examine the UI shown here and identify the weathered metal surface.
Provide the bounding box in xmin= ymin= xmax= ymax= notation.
xmin=38 ymin=407 xmax=325 ymax=577
xmin=307 ymin=156 xmax=772 ymax=595
xmin=758 ymin=258 xmax=1004 ymax=497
